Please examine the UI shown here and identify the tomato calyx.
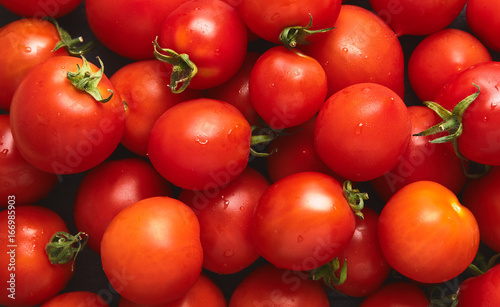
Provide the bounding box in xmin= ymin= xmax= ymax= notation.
xmin=279 ymin=14 xmax=335 ymax=50
xmin=250 ymin=125 xmax=285 ymax=157
xmin=153 ymin=38 xmax=198 ymax=94
xmin=67 ymin=56 xmax=114 ymax=103
xmin=310 ymin=257 xmax=348 ymax=288
xmin=45 ymin=231 xmax=89 ymax=270
xmin=343 ymin=180 xmax=367 ymax=220
xmin=44 ymin=17 xmax=96 ymax=56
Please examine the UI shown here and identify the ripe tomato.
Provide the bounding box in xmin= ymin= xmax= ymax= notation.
xmin=101 ymin=196 xmax=203 ymax=306
xmin=229 ymin=264 xmax=330 ymax=307
xmin=314 ymin=83 xmax=411 ymax=182
xmin=301 ymin=4 xmax=405 ymax=98
xmin=456 ymin=263 xmax=500 ymax=307
xmin=0 ymin=114 xmax=58 ymax=207
xmin=0 ymin=0 xmax=82 ymax=18
xmin=378 ymin=181 xmax=480 ymax=284
xmin=148 ymin=98 xmax=251 ymax=191
xmin=157 ymin=0 xmax=247 ymax=91
xmin=249 ymin=46 xmax=327 ymax=129
xmin=178 ymin=167 xmax=270 ymax=274
xmin=0 ymin=206 xmax=74 ymax=306
xmin=9 ymin=56 xmax=126 ymax=174
xmin=110 ymin=60 xmax=202 ymax=156
xmin=408 ymin=28 xmax=492 ymax=102
xmin=0 ymin=18 xmax=68 ymax=111
xmin=40 ymin=291 xmax=109 ymax=307
xmin=251 ymin=172 xmax=356 ymax=271
xmin=73 ymin=158 xmax=172 ymax=254
xmin=466 ymin=0 xmax=500 ymax=52
xmin=369 ymin=0 xmax=467 ymax=36
xmin=359 ymin=282 xmax=430 ymax=307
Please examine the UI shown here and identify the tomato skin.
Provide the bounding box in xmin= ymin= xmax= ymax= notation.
xmin=456 ymin=264 xmax=500 ymax=307
xmin=249 ymin=46 xmax=328 ymax=129
xmin=314 ymin=83 xmax=411 ymax=182
xmin=159 ymin=0 xmax=248 ymax=90
xmin=9 ymin=56 xmax=125 ymax=175
xmin=369 ymin=0 xmax=467 ymax=36
xmin=0 ymin=0 xmax=82 ymax=18
xmin=408 ymin=28 xmax=492 ymax=102
xmin=0 ymin=18 xmax=68 ymax=111
xmin=110 ymin=60 xmax=202 ymax=156
xmin=74 ymin=158 xmax=173 ymax=254
xmin=0 ymin=206 xmax=74 ymax=306
xmin=434 ymin=62 xmax=500 ymax=166
xmin=359 ymin=282 xmax=430 ymax=307
xmin=40 ymin=291 xmax=109 ymax=307
xmin=101 ymin=196 xmax=203 ymax=306
xmin=0 ymin=114 xmax=58 ymax=207
xmin=466 ymin=0 xmax=500 ymax=52
xmin=462 ymin=166 xmax=500 ymax=253
xmin=148 ymin=98 xmax=251 ymax=191
xmin=301 ymin=5 xmax=405 ymax=99
xmin=378 ymin=181 xmax=480 ymax=284
xmin=251 ymin=172 xmax=356 ymax=271
xmin=370 ymin=106 xmax=467 ymax=201
xmin=229 ymin=264 xmax=330 ymax=307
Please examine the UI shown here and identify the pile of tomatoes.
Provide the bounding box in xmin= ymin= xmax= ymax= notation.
xmin=1 ymin=0 xmax=500 ymax=306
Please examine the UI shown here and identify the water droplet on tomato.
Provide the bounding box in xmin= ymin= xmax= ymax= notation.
xmin=483 ymin=116 xmax=488 ymax=122
xmin=271 ymin=13 xmax=280 ymax=21
xmin=24 ymin=46 xmax=31 ymax=53
xmin=224 ymin=250 xmax=234 ymax=257
xmin=355 ymin=123 xmax=364 ymax=135
xmin=239 ymin=206 xmax=245 ymax=211
xmin=342 ymin=47 xmax=348 ymax=53
xmin=195 ymin=137 xmax=208 ymax=145
xmin=297 ymin=235 xmax=304 ymax=243
xmin=0 ymin=149 xmax=8 ymax=156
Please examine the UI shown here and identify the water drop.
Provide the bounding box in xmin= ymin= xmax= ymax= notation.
xmin=214 ymin=49 xmax=221 ymax=56
xmin=355 ymin=123 xmax=364 ymax=135
xmin=342 ymin=47 xmax=348 ymax=53
xmin=271 ymin=12 xmax=280 ymax=21
xmin=195 ymin=137 xmax=208 ymax=145
xmin=239 ymin=206 xmax=245 ymax=211
xmin=482 ymin=116 xmax=488 ymax=122
xmin=1 ymin=149 xmax=8 ymax=156
xmin=297 ymin=235 xmax=304 ymax=243
xmin=24 ymin=46 xmax=31 ymax=53
xmin=223 ymin=250 xmax=234 ymax=257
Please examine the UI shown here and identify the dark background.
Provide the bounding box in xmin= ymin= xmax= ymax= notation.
xmin=1 ymin=0 xmax=500 ymax=306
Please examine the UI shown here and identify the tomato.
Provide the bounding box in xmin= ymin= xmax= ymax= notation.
xmin=0 ymin=114 xmax=58 ymax=207
xmin=461 ymin=166 xmax=500 ymax=253
xmin=0 ymin=18 xmax=67 ymax=111
xmin=251 ymin=172 xmax=356 ymax=271
xmin=333 ymin=207 xmax=391 ymax=297
xmin=359 ymin=282 xmax=430 ymax=307
xmin=178 ymin=167 xmax=270 ymax=274
xmin=370 ymin=106 xmax=467 ymax=202
xmin=378 ymin=181 xmax=480 ymax=284
xmin=40 ymin=291 xmax=109 ymax=307
xmin=369 ymin=0 xmax=467 ymax=36
xmin=0 ymin=0 xmax=82 ymax=18
xmin=228 ymin=264 xmax=330 ymax=307
xmin=101 ymin=196 xmax=203 ymax=306
xmin=314 ymin=83 xmax=411 ymax=182
xmin=0 ymin=205 xmax=74 ymax=306
xmin=148 ymin=98 xmax=251 ymax=191
xmin=73 ymin=158 xmax=172 ymax=254
xmin=408 ymin=28 xmax=492 ymax=102
xmin=456 ymin=263 xmax=500 ymax=307
xmin=9 ymin=56 xmax=125 ymax=174
xmin=301 ymin=4 xmax=405 ymax=99
xmin=118 ymin=273 xmax=227 ymax=307
xmin=110 ymin=60 xmax=202 ymax=156
xmin=249 ymin=46 xmax=327 ymax=129
xmin=237 ymin=0 xmax=341 ymax=45
xmin=85 ymin=0 xmax=188 ymax=60
xmin=157 ymin=0 xmax=247 ymax=91
xmin=466 ymin=0 xmax=500 ymax=52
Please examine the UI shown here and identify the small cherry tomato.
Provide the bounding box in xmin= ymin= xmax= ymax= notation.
xmin=466 ymin=0 xmax=500 ymax=52
xmin=456 ymin=263 xmax=500 ymax=307
xmin=360 ymin=282 xmax=430 ymax=307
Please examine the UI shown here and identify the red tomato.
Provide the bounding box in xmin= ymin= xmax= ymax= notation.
xmin=9 ymin=56 xmax=125 ymax=174
xmin=251 ymin=172 xmax=356 ymax=271
xmin=369 ymin=0 xmax=467 ymax=36
xmin=148 ymin=98 xmax=251 ymax=190
xmin=0 ymin=206 xmax=74 ymax=306
xmin=73 ymin=158 xmax=172 ymax=254
xmin=408 ymin=28 xmax=492 ymax=102
xmin=456 ymin=263 xmax=500 ymax=307
xmin=0 ymin=18 xmax=68 ymax=111
xmin=118 ymin=273 xmax=227 ymax=307
xmin=466 ymin=0 xmax=500 ymax=52
xmin=110 ymin=60 xmax=202 ymax=156
xmin=178 ymin=167 xmax=270 ymax=274
xmin=301 ymin=4 xmax=405 ymax=99
xmin=0 ymin=0 xmax=82 ymax=18
xmin=370 ymin=106 xmax=467 ymax=201
xmin=85 ymin=0 xmax=188 ymax=60
xmin=359 ymin=282 xmax=430 ymax=307
xmin=101 ymin=196 xmax=203 ymax=306
xmin=0 ymin=114 xmax=58 ymax=207
xmin=249 ymin=46 xmax=328 ymax=129
xmin=378 ymin=181 xmax=480 ymax=284
xmin=40 ymin=291 xmax=109 ymax=307
xmin=229 ymin=264 xmax=330 ymax=307
xmin=314 ymin=83 xmax=411 ymax=182
xmin=462 ymin=166 xmax=500 ymax=253
xmin=157 ymin=0 xmax=247 ymax=90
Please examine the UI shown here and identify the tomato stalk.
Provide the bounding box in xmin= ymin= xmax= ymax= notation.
xmin=66 ymin=56 xmax=114 ymax=103
xmin=279 ymin=14 xmax=336 ymax=50
xmin=44 ymin=17 xmax=95 ymax=56
xmin=343 ymin=180 xmax=368 ymax=220
xmin=45 ymin=231 xmax=88 ymax=270
xmin=310 ymin=257 xmax=347 ymax=288
xmin=249 ymin=125 xmax=286 ymax=157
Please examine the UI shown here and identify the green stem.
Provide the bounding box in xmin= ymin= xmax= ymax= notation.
xmin=279 ymin=14 xmax=336 ymax=50
xmin=310 ymin=258 xmax=347 ymax=288
xmin=67 ymin=56 xmax=113 ymax=103
xmin=343 ymin=180 xmax=368 ymax=220
xmin=44 ymin=17 xmax=95 ymax=56
xmin=45 ymin=231 xmax=88 ymax=270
